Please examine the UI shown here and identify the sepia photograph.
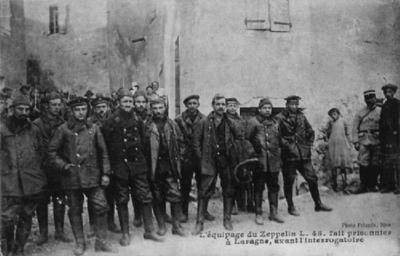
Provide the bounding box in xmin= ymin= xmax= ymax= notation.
xmin=0 ymin=0 xmax=399 ymax=255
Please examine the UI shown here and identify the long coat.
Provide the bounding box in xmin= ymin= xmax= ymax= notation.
xmin=1 ymin=117 xmax=46 ymax=197
xmin=193 ymin=112 xmax=242 ymax=176
xmin=352 ymin=105 xmax=381 ymax=146
xmin=144 ymin=117 xmax=183 ymax=181
xmin=380 ymin=98 xmax=400 ymax=155
xmin=246 ymin=115 xmax=281 ymax=172
xmin=48 ymin=118 xmax=111 ymax=190
xmin=175 ymin=110 xmax=205 ymax=161
xmin=276 ymin=109 xmax=315 ymax=161
xmin=101 ymin=108 xmax=148 ymax=179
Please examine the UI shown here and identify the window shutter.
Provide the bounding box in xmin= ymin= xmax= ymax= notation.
xmin=0 ymin=0 xmax=11 ymax=35
xmin=244 ymin=0 xmax=270 ymax=31
xmin=269 ymin=0 xmax=291 ymax=32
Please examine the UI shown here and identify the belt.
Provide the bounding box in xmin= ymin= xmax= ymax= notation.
xmin=359 ymin=129 xmax=379 ymax=133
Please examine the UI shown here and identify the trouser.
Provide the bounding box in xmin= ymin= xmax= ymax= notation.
xmin=253 ymin=171 xmax=280 ymax=215
xmin=1 ymin=194 xmax=42 ymax=255
xmin=197 ymin=159 xmax=235 ymax=223
xmin=65 ymin=187 xmax=109 ymax=246
xmin=358 ymin=144 xmax=380 ymax=188
xmin=105 ymin=176 xmax=118 ymax=226
xmin=381 ymin=153 xmax=399 ymax=190
xmin=114 ymin=162 xmax=154 ymax=235
xmin=282 ymin=160 xmax=321 ymax=207
xmin=180 ymin=156 xmax=201 ymax=216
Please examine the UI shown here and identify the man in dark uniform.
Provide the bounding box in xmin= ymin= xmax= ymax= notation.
xmin=226 ymin=97 xmax=254 ymax=214
xmin=33 ymin=91 xmax=72 ymax=246
xmin=48 ymin=97 xmax=116 ymax=256
xmin=276 ymin=95 xmax=332 ymax=216
xmin=88 ymin=95 xmax=120 ymax=234
xmin=379 ymin=84 xmax=400 ymax=193
xmin=101 ymin=89 xmax=163 ymax=246
xmin=145 ymin=98 xmax=187 ymax=237
xmin=246 ymin=98 xmax=285 ymax=225
xmin=192 ymin=94 xmax=242 ymax=234
xmin=352 ymin=90 xmax=382 ymax=193
xmin=175 ymin=95 xmax=215 ymax=223
xmin=1 ymin=94 xmax=46 ymax=256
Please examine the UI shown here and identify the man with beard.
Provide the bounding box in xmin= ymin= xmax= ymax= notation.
xmin=1 ymin=94 xmax=46 ymax=256
xmin=145 ymin=98 xmax=187 ymax=237
xmin=48 ymin=97 xmax=116 ymax=256
xmin=33 ymin=92 xmax=72 ymax=246
xmin=192 ymin=94 xmax=242 ymax=234
xmin=277 ymin=95 xmax=332 ymax=216
xmin=101 ymin=89 xmax=163 ymax=246
xmin=225 ymin=97 xmax=254 ymax=214
xmin=246 ymin=98 xmax=284 ymax=225
xmin=352 ymin=90 xmax=382 ymax=193
xmin=88 ymin=95 xmax=120 ymax=234
xmin=175 ymin=95 xmax=215 ymax=223
xmin=379 ymin=84 xmax=400 ymax=194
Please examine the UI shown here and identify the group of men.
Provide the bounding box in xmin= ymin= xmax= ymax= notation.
xmin=352 ymin=85 xmax=400 ymax=194
xmin=1 ymin=81 xmax=398 ymax=256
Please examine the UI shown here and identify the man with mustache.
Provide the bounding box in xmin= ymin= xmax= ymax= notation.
xmin=175 ymin=95 xmax=215 ymax=223
xmin=144 ymin=98 xmax=187 ymax=237
xmin=34 ymin=91 xmax=72 ymax=246
xmin=1 ymin=94 xmax=46 ymax=256
xmin=101 ymin=89 xmax=163 ymax=246
xmin=192 ymin=94 xmax=243 ymax=234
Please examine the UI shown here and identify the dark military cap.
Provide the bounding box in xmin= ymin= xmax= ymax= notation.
xmin=284 ymin=95 xmax=301 ymax=101
xmin=84 ymin=90 xmax=94 ymax=98
xmin=150 ymin=97 xmax=166 ymax=107
xmin=133 ymin=90 xmax=147 ymax=100
xmin=183 ymin=94 xmax=200 ymax=105
xmin=11 ymin=93 xmax=31 ymax=107
xmin=68 ymin=96 xmax=89 ymax=108
xmin=381 ymin=84 xmax=398 ymax=92
xmin=117 ymin=88 xmax=133 ymax=99
xmin=92 ymin=95 xmax=111 ymax=106
xmin=363 ymin=89 xmax=376 ymax=98
xmin=226 ymin=97 xmax=240 ymax=105
xmin=46 ymin=91 xmax=62 ymax=102
xmin=258 ymin=97 xmax=272 ymax=108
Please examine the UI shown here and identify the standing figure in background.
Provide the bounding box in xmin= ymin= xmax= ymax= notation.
xmin=379 ymin=84 xmax=400 ymax=194
xmin=1 ymin=94 xmax=46 ymax=256
xmin=352 ymin=90 xmax=381 ymax=193
xmin=320 ymin=108 xmax=352 ymax=194
xmin=34 ymin=92 xmax=71 ymax=246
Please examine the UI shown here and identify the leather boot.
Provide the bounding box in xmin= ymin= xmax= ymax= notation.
xmin=153 ymin=202 xmax=167 ymax=236
xmin=107 ymin=202 xmax=121 ymax=233
xmin=192 ymin=198 xmax=205 ymax=235
xmin=68 ymin=213 xmax=85 ymax=256
xmin=2 ymin=222 xmax=15 ymax=256
xmin=87 ymin=205 xmax=96 ymax=239
xmin=54 ymin=202 xmax=72 ymax=242
xmin=171 ymin=203 xmax=188 ymax=237
xmin=204 ymin=199 xmax=215 ymax=221
xmin=331 ymin=168 xmax=338 ymax=192
xmin=223 ymin=197 xmax=233 ymax=231
xmin=231 ymin=201 xmax=239 ymax=215
xmin=132 ymin=198 xmax=143 ymax=228
xmin=35 ymin=201 xmax=48 ymax=245
xmin=268 ymin=192 xmax=284 ymax=223
xmin=142 ymin=203 xmax=164 ymax=242
xmin=315 ymin=200 xmax=333 ymax=212
xmin=246 ymin=185 xmax=255 ymax=213
xmin=161 ymin=202 xmax=172 ymax=224
xmin=117 ymin=205 xmax=130 ymax=247
xmin=354 ymin=166 xmax=368 ymax=194
xmin=94 ymin=213 xmax=118 ymax=253
xmin=15 ymin=215 xmax=32 ymax=255
xmin=284 ymin=181 xmax=300 ymax=216
xmin=254 ymin=191 xmax=264 ymax=225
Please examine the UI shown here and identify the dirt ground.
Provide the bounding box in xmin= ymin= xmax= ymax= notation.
xmin=26 ymin=191 xmax=399 ymax=256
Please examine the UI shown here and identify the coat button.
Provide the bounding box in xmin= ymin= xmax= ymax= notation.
xmin=124 ymin=138 xmax=127 ymax=142
xmin=122 ymin=149 xmax=126 ymax=153
xmin=74 ymin=133 xmax=78 ymax=136
xmin=124 ymin=158 xmax=128 ymax=162
xmin=76 ymin=153 xmax=80 ymax=158
xmin=77 ymin=164 xmax=81 ymax=168
xmin=134 ymin=147 xmax=138 ymax=151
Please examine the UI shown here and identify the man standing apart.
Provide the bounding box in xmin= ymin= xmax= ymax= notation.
xmin=277 ymin=95 xmax=332 ymax=216
xmin=379 ymin=84 xmax=400 ymax=193
xmin=352 ymin=90 xmax=382 ymax=193
xmin=246 ymin=98 xmax=285 ymax=225
xmin=1 ymin=94 xmax=46 ymax=256
xmin=192 ymin=94 xmax=242 ymax=234
xmin=145 ymin=99 xmax=187 ymax=237
xmin=34 ymin=92 xmax=72 ymax=245
xmin=48 ymin=97 xmax=116 ymax=256
xmin=101 ymin=89 xmax=163 ymax=246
